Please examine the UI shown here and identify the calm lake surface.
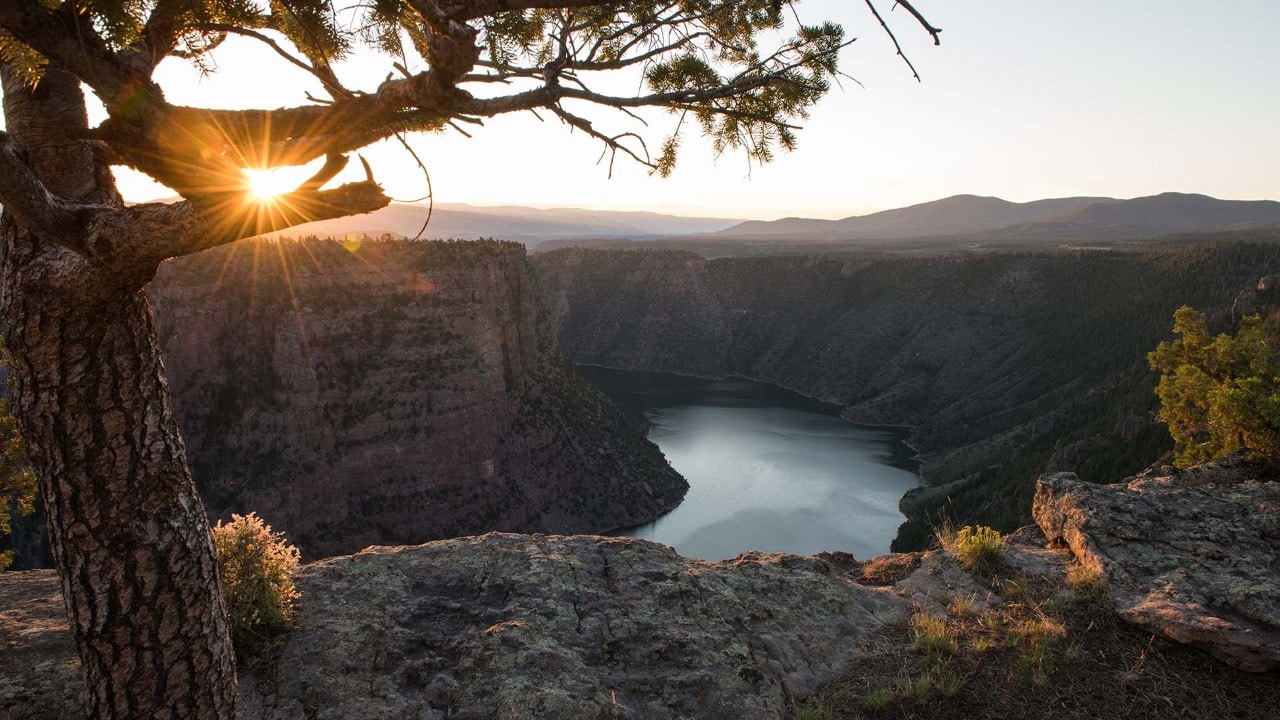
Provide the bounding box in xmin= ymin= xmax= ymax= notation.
xmin=578 ymin=366 xmax=920 ymax=561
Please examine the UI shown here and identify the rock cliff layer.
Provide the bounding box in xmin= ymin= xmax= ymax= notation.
xmin=148 ymin=239 xmax=685 ymax=558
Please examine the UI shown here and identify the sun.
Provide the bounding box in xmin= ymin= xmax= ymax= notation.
xmin=243 ymin=167 xmax=302 ymax=200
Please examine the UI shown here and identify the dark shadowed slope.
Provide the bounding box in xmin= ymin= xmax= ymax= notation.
xmin=533 ymin=238 xmax=1280 ymax=550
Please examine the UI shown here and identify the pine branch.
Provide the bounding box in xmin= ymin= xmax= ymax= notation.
xmin=92 ymin=180 xmax=390 ymax=268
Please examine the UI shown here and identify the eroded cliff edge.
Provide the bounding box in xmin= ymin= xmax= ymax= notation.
xmin=3 ymin=456 xmax=1276 ymax=719
xmin=149 ymin=239 xmax=686 ymax=558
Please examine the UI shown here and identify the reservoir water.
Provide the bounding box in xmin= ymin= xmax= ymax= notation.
xmin=578 ymin=366 xmax=920 ymax=561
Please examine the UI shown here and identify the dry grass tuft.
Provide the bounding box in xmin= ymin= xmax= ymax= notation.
xmin=935 ymin=522 xmax=1006 ymax=573
xmin=856 ymin=553 xmax=921 ymax=586
xmin=911 ymin=613 xmax=958 ymax=659
xmin=1065 ymin=561 xmax=1107 ymax=600
xmin=947 ymin=591 xmax=979 ymax=618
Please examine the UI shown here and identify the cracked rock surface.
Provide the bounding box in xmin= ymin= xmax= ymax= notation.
xmin=1034 ymin=456 xmax=1280 ymax=672
xmin=244 ymin=534 xmax=908 ymax=720
xmin=2 ymin=534 xmax=909 ymax=720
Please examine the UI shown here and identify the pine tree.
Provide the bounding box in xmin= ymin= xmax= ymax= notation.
xmin=1149 ymin=306 xmax=1280 ymax=467
xmin=0 ymin=2 xmax=940 ymax=717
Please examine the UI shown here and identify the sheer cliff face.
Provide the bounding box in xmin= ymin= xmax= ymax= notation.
xmin=533 ymin=243 xmax=1280 ymax=548
xmin=149 ymin=239 xmax=685 ymax=558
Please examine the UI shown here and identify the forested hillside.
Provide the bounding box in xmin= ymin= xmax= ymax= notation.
xmin=534 ymin=237 xmax=1280 ymax=548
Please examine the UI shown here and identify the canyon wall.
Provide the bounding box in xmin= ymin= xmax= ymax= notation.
xmin=146 ymin=239 xmax=685 ymax=558
xmin=533 ymin=241 xmax=1280 ymax=548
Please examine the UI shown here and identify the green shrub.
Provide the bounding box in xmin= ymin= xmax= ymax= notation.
xmin=212 ymin=512 xmax=300 ymax=660
xmin=936 ymin=523 xmax=1005 ymax=572
xmin=0 ymin=396 xmax=36 ymax=572
xmin=1149 ymin=306 xmax=1280 ymax=466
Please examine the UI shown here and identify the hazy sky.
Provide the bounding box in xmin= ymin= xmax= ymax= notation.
xmin=77 ymin=1 xmax=1280 ymax=219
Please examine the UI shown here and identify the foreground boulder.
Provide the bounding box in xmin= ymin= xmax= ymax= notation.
xmin=2 ymin=533 xmax=910 ymax=720
xmin=1034 ymin=456 xmax=1280 ymax=671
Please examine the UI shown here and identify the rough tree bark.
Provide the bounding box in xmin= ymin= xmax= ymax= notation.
xmin=0 ymin=68 xmax=237 ymax=718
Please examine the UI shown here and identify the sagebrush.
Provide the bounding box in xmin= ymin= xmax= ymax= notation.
xmin=937 ymin=523 xmax=1006 ymax=572
xmin=213 ymin=513 xmax=300 ymax=660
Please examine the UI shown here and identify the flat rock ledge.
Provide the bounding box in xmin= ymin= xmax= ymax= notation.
xmin=1034 ymin=455 xmax=1280 ymax=672
xmin=2 ymin=533 xmax=911 ymax=720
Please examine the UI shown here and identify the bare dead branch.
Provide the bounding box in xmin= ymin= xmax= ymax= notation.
xmin=448 ymin=0 xmax=617 ymax=22
xmin=864 ymin=0 xmax=922 ymax=82
xmin=297 ymin=152 xmax=349 ymax=192
xmin=552 ymin=105 xmax=654 ymax=177
xmin=194 ymin=23 xmax=355 ymax=99
xmin=894 ymin=0 xmax=943 ymax=45
xmin=571 ymin=32 xmax=710 ymax=71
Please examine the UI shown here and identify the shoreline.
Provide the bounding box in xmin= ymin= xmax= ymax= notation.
xmin=577 ymin=362 xmax=926 ymax=551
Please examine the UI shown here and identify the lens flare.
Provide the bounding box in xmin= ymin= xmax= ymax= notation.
xmin=244 ymin=167 xmax=304 ymax=200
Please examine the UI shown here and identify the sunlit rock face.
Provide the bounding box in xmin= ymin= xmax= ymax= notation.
xmin=1035 ymin=455 xmax=1280 ymax=672
xmin=149 ymin=239 xmax=686 ymax=558
xmin=239 ymin=534 xmax=912 ymax=720
xmin=0 ymin=535 xmax=914 ymax=720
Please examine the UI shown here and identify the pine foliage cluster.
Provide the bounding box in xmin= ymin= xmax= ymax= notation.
xmin=1149 ymin=306 xmax=1280 ymax=467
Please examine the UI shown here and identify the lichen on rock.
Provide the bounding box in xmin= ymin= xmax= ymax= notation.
xmin=1034 ymin=455 xmax=1280 ymax=671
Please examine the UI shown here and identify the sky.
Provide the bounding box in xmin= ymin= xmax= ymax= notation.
xmin=73 ymin=1 xmax=1280 ymax=219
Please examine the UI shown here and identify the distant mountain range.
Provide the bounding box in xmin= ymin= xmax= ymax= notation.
xmin=711 ymin=193 xmax=1280 ymax=243
xmin=262 ymin=202 xmax=742 ymax=246
xmin=254 ymin=193 xmax=1280 ymax=249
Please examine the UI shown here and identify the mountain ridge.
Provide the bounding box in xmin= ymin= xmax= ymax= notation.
xmin=95 ymin=193 xmax=1279 ymax=250
xmin=711 ymin=192 xmax=1280 ymax=242
xmin=259 ymin=202 xmax=744 ymax=246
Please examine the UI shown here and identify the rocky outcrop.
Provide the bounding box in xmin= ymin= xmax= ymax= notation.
xmin=147 ymin=239 xmax=686 ymax=558
xmin=1034 ymin=456 xmax=1280 ymax=671
xmin=5 ymin=507 xmax=1267 ymax=719
xmin=245 ymin=535 xmax=909 ymax=719
xmin=3 ymin=534 xmax=912 ymax=720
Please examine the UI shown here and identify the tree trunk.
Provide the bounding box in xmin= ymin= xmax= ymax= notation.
xmin=1 ymin=69 xmax=236 ymax=719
